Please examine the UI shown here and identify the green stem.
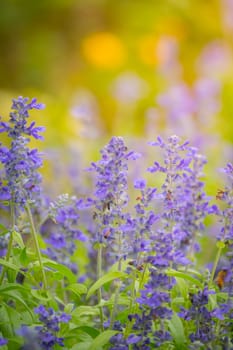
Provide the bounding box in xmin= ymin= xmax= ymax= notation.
xmin=124 ymin=268 xmax=136 ymax=338
xmin=0 ymin=203 xmax=15 ymax=285
xmin=110 ymin=230 xmax=123 ymax=328
xmin=25 ymin=202 xmax=47 ymax=290
xmin=209 ymin=218 xmax=228 ymax=287
xmin=97 ymin=244 xmax=104 ymax=331
xmin=209 ymin=245 xmax=223 ymax=288
xmin=110 ymin=258 xmax=122 ymax=329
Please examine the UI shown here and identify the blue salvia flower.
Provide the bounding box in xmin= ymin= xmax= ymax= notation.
xmin=216 ymin=162 xmax=233 ymax=242
xmin=17 ymin=326 xmax=42 ymax=350
xmin=0 ymin=96 xmax=45 ymax=139
xmin=179 ymin=287 xmax=216 ymax=347
xmin=20 ymin=304 xmax=71 ymax=350
xmin=0 ymin=96 xmax=45 ymax=209
xmin=88 ymin=136 xmax=140 ymax=259
xmin=148 ymin=135 xmax=211 ymax=259
xmin=122 ymin=135 xmax=211 ymax=348
xmin=42 ymin=194 xmax=86 ymax=273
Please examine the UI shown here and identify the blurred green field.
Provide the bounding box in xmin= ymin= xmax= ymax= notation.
xmin=0 ymin=0 xmax=233 ymax=193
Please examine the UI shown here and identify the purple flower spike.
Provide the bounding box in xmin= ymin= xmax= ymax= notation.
xmin=0 ymin=97 xmax=45 ymax=210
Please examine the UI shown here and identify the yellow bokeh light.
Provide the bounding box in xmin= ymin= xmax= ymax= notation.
xmin=81 ymin=32 xmax=126 ymax=68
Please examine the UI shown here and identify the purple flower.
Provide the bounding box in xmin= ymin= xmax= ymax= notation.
xmin=179 ymin=287 xmax=216 ymax=345
xmin=32 ymin=305 xmax=70 ymax=349
xmin=134 ymin=179 xmax=146 ymax=190
xmin=0 ymin=338 xmax=8 ymax=346
xmin=45 ymin=233 xmax=66 ymax=249
xmin=0 ymin=96 xmax=45 ymax=140
xmin=0 ymin=97 xmax=45 ymax=209
xmin=59 ymin=313 xmax=71 ymax=323
xmin=148 ymin=135 xmax=211 ymax=259
xmin=126 ymin=334 xmax=142 ymax=344
xmin=88 ymin=137 xmax=138 ymax=258
xmin=42 ymin=194 xmax=86 ymax=274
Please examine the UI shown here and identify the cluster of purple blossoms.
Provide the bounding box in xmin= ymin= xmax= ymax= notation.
xmin=179 ymin=287 xmax=216 ymax=348
xmin=211 ymin=298 xmax=233 ymax=348
xmin=209 ymin=163 xmax=233 ymax=347
xmin=0 ymin=96 xmax=45 ymax=209
xmin=216 ymin=162 xmax=233 ymax=242
xmin=148 ymin=135 xmax=212 ymax=259
xmin=41 ymin=194 xmax=86 ymax=274
xmin=128 ymin=179 xmax=157 ymax=258
xmin=111 ymin=135 xmax=215 ymax=349
xmin=19 ymin=305 xmax=70 ymax=350
xmin=88 ymin=136 xmax=140 ymax=258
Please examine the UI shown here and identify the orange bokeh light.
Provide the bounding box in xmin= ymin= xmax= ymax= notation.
xmin=81 ymin=32 xmax=126 ymax=68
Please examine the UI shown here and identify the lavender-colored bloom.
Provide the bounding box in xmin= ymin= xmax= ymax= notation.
xmin=0 ymin=96 xmax=45 ymax=139
xmin=88 ymin=137 xmax=139 ymax=258
xmin=179 ymin=287 xmax=216 ymax=346
xmin=157 ymin=84 xmax=195 ymax=122
xmin=216 ymin=163 xmax=233 ymax=242
xmin=148 ymin=135 xmax=212 ymax=259
xmin=0 ymin=97 xmax=45 ymax=209
xmin=111 ymin=72 xmax=148 ymax=104
xmin=0 ymin=232 xmax=10 ymax=257
xmin=0 ymin=338 xmax=8 ymax=346
xmin=42 ymin=194 xmax=86 ymax=274
xmin=134 ymin=179 xmax=146 ymax=190
xmin=126 ymin=334 xmax=142 ymax=344
xmin=18 ymin=326 xmax=42 ymax=350
xmin=153 ymin=330 xmax=172 ymax=347
xmin=32 ymin=304 xmax=70 ymax=349
xmin=0 ymin=137 xmax=43 ymax=207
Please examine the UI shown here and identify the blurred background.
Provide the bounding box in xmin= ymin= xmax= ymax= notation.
xmin=1 ymin=0 xmax=233 ymax=266
xmin=0 ymin=0 xmax=233 ymax=174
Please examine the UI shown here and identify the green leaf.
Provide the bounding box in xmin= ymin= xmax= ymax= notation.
xmin=71 ymin=342 xmax=92 ymax=350
xmin=0 ymin=304 xmax=15 ymax=338
xmin=30 ymin=289 xmax=51 ymax=301
xmin=35 ymin=258 xmax=77 ymax=283
xmin=166 ymin=269 xmax=202 ymax=288
xmin=208 ymin=293 xmax=217 ymax=309
xmin=66 ymin=283 xmax=87 ymax=298
xmin=0 ymin=258 xmax=19 ymax=272
xmin=72 ymin=306 xmax=99 ymax=319
xmin=1 ymin=291 xmax=34 ymax=320
xmin=0 ymin=283 xmax=28 ymax=293
xmin=88 ymin=330 xmax=118 ymax=350
xmin=77 ymin=326 xmax=99 ymax=339
xmin=2 ymin=303 xmax=21 ymax=331
xmin=96 ymin=294 xmax=130 ymax=308
xmin=175 ymin=277 xmax=189 ymax=299
xmin=178 ymin=268 xmax=202 ymax=279
xmin=0 ymin=225 xmax=9 ymax=236
xmin=64 ymin=303 xmax=75 ymax=314
xmin=109 ymin=258 xmax=132 ymax=273
xmin=0 ymin=223 xmax=7 ymax=231
xmin=12 ymin=231 xmax=25 ymax=249
xmin=86 ymin=271 xmax=127 ymax=300
xmin=19 ymin=247 xmax=30 ymax=266
xmin=168 ymin=313 xmax=186 ymax=349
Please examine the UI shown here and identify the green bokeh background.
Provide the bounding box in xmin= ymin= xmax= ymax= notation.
xmin=0 ymin=0 xmax=232 ymax=268
xmin=1 ymin=0 xmax=233 ymax=144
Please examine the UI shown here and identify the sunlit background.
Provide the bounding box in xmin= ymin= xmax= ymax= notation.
xmin=1 ymin=0 xmax=233 ymax=181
